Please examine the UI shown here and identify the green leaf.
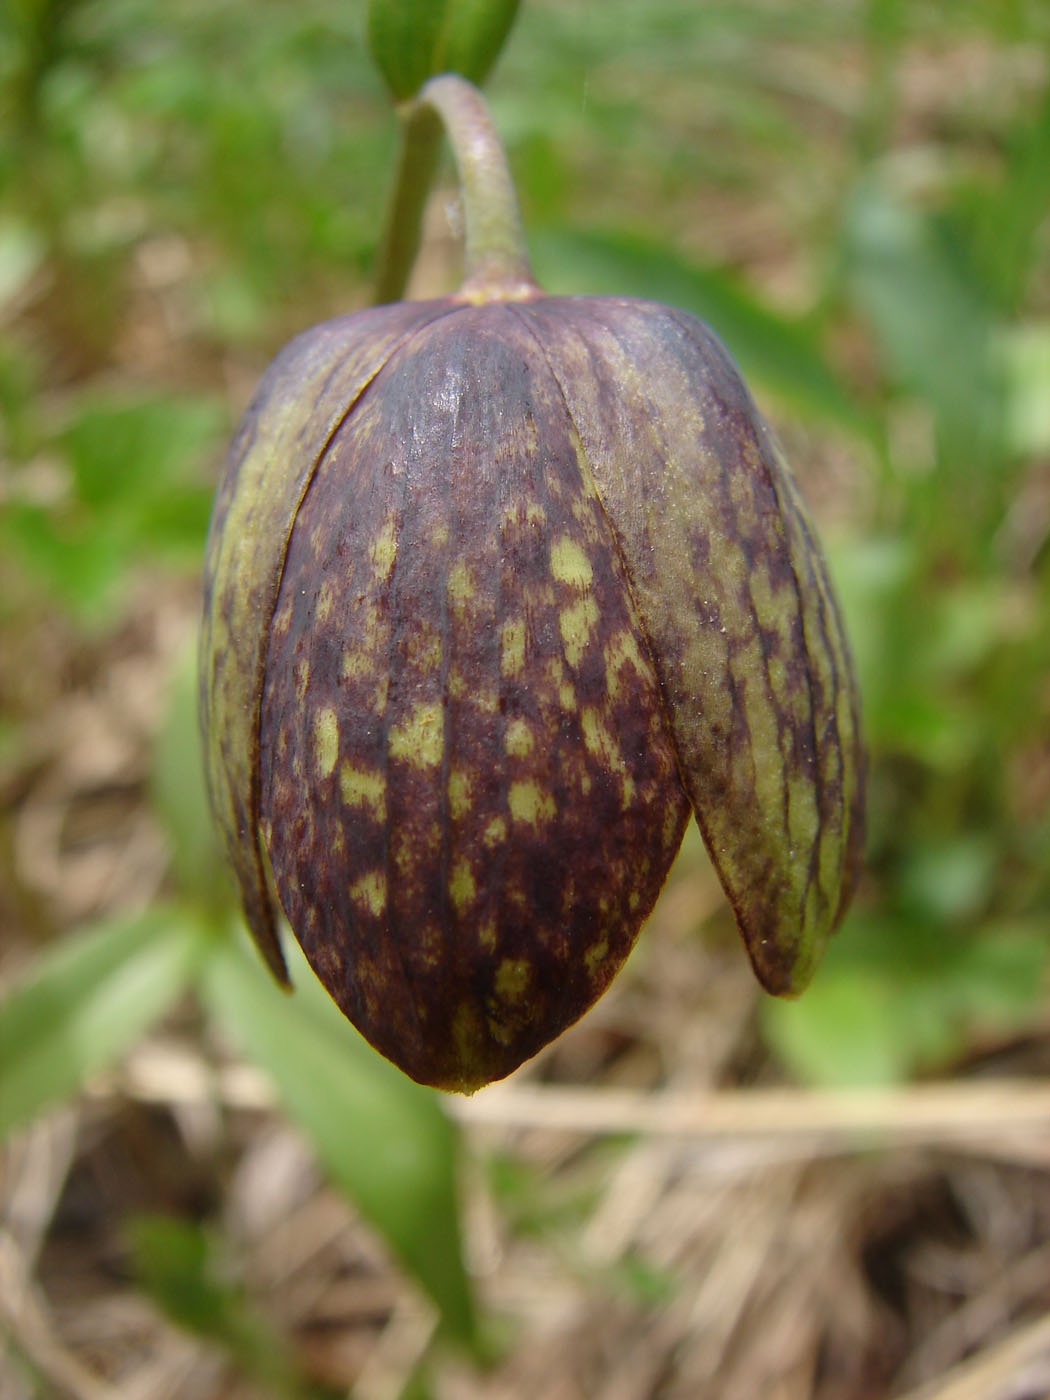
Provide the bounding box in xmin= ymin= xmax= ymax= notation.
xmin=1 ymin=502 xmax=126 ymax=623
xmin=973 ymin=78 xmax=1050 ymax=312
xmin=367 ymin=0 xmax=521 ymax=100
xmin=151 ymin=637 xmax=234 ymax=912
xmin=201 ymin=936 xmax=480 ymax=1352
xmin=763 ymin=964 xmax=909 ymax=1087
xmin=530 ymin=226 xmax=872 ymax=438
xmin=60 ymin=393 xmax=225 ymax=513
xmin=763 ymin=915 xmax=1050 ymax=1086
xmin=128 ymin=1215 xmax=320 ymax=1400
xmin=0 ymin=220 xmax=45 ymax=308
xmin=842 ymin=179 xmax=1003 ymax=449
xmin=999 ymin=321 xmax=1050 ymax=456
xmin=0 ymin=908 xmax=206 ymax=1139
xmin=1 ymin=392 xmax=225 ymax=622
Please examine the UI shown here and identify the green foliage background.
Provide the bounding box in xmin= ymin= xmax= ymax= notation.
xmin=1 ymin=0 xmax=1049 ymax=1384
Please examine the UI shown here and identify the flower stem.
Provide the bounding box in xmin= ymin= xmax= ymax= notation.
xmin=372 ymin=73 xmax=538 ymax=305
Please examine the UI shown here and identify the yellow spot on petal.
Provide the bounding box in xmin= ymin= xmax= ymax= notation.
xmin=449 ymin=858 xmax=477 ymax=915
xmin=315 ymin=582 xmax=334 ymax=623
xmin=584 ymin=938 xmax=609 ymax=980
xmin=478 ymin=915 xmax=497 ymax=952
xmin=581 ymin=706 xmax=618 ymax=765
xmin=392 ymin=829 xmax=414 ymax=876
xmin=546 ymin=655 xmax=576 ymax=709
xmin=559 ymin=595 xmax=600 ymax=668
xmin=500 ymin=617 xmax=526 ymax=677
xmin=349 ymin=870 xmax=386 ymax=917
xmin=447 ymin=558 xmax=476 ymax=614
xmin=339 ymin=762 xmax=386 ymax=823
xmin=582 ymin=706 xmax=636 ymax=808
xmin=448 ymin=767 xmax=472 ymax=821
xmin=406 ymin=624 xmax=441 ymax=674
xmin=453 ymin=1002 xmax=484 ymax=1073
xmin=749 ymin=560 xmax=790 ymax=638
xmin=508 ymin=780 xmax=556 ymax=826
xmin=313 ymin=707 xmax=339 ymax=777
xmin=484 ymin=815 xmax=507 ymax=846
xmin=550 ymin=534 xmax=593 ymax=589
xmin=604 ymin=627 xmax=650 ymax=699
xmin=389 ymin=701 xmax=443 ymax=768
xmin=504 ymin=718 xmax=534 ymax=758
xmin=369 ymin=514 xmax=399 ymax=583
xmin=342 ymin=649 xmax=370 ymax=682
xmin=495 ymin=957 xmax=530 ymax=1003
xmin=295 ymin=660 xmax=310 ymax=700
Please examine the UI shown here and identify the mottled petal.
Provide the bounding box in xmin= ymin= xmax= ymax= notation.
xmin=257 ymin=306 xmax=688 ymax=1090
xmin=521 ymin=297 xmax=864 ymax=994
xmin=200 ymin=299 xmax=453 ymax=980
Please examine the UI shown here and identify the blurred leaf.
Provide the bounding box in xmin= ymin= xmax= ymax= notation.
xmin=151 ymin=636 xmax=233 ymax=912
xmin=973 ymin=78 xmax=1050 ymax=312
xmin=921 ymin=581 xmax=1015 ymax=679
xmin=2 ymin=391 xmax=224 ymax=621
xmin=764 ymin=914 xmax=1050 ymax=1086
xmin=764 ymin=964 xmax=909 ymax=1086
xmin=367 ymin=0 xmax=521 ymax=100
xmin=0 ymin=907 xmax=206 ymax=1139
xmin=825 ymin=533 xmax=1012 ymax=767
xmin=128 ymin=1214 xmax=321 ymax=1400
xmin=900 ymin=836 xmax=998 ymax=924
xmin=531 ymin=227 xmax=872 ymax=437
xmin=60 ymin=393 xmax=224 ymax=511
xmin=999 ymin=322 xmax=1050 ymax=455
xmin=201 ymin=936 xmax=480 ymax=1352
xmin=842 ymin=179 xmax=1003 ymax=449
xmin=611 ymin=1255 xmax=680 ymax=1309
xmin=1 ymin=502 xmax=125 ymax=622
xmin=824 ymin=532 xmax=914 ymax=703
xmin=0 ymin=220 xmax=44 ymax=306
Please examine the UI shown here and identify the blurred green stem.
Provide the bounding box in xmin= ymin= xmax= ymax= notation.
xmin=372 ymin=102 xmax=443 ymax=304
xmin=10 ymin=0 xmax=80 ymax=139
xmin=373 ymin=73 xmax=536 ymax=304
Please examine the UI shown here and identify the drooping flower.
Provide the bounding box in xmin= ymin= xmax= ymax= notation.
xmin=200 ymin=77 xmax=864 ymax=1092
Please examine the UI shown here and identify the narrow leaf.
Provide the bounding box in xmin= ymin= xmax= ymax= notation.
xmin=201 ymin=936 xmax=479 ymax=1351
xmin=128 ymin=1215 xmax=318 ymax=1400
xmin=0 ymin=908 xmax=205 ymax=1139
xmin=151 ymin=637 xmax=234 ymax=912
xmin=842 ymin=179 xmax=1002 ymax=447
xmin=367 ymin=0 xmax=521 ymax=100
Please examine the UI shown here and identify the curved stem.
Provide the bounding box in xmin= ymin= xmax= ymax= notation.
xmin=372 ymin=73 xmax=539 ymax=305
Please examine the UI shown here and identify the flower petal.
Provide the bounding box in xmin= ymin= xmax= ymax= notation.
xmin=257 ymin=305 xmax=688 ymax=1089
xmin=523 ymin=297 xmax=864 ymax=994
xmin=200 ymin=299 xmax=453 ymax=980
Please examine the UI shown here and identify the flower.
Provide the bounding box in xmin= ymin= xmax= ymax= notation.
xmin=200 ymin=288 xmax=864 ymax=1092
